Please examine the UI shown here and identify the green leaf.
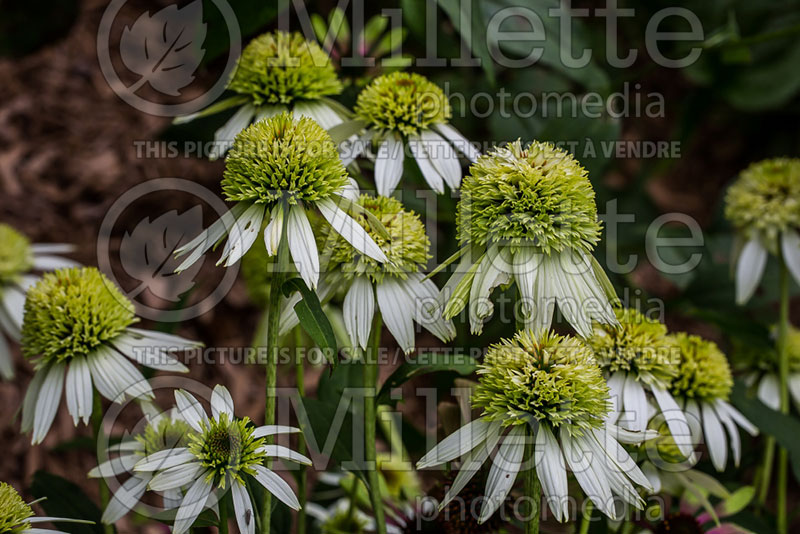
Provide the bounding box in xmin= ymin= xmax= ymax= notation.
xmin=172 ymin=95 xmax=249 ymax=125
xmin=720 ymin=486 xmax=755 ymax=517
xmin=282 ymin=278 xmax=338 ymax=367
xmin=29 ymin=471 xmax=102 ymax=534
xmin=377 ymin=353 xmax=478 ymax=405
xmin=436 ymin=0 xmax=496 ymax=85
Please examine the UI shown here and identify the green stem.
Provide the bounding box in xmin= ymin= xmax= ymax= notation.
xmin=91 ymin=392 xmax=114 ymax=534
xmin=524 ymin=425 xmax=541 ymax=534
xmin=294 ymin=327 xmax=307 ymax=534
xmin=777 ymin=257 xmax=790 ymax=534
xmin=619 ymin=520 xmax=635 ymax=534
xmin=364 ymin=314 xmax=387 ymax=534
xmin=758 ymin=436 xmax=775 ymax=508
xmin=219 ymin=496 xmax=229 ymax=534
xmin=579 ymin=499 xmax=594 ymax=534
xmin=261 ymin=204 xmax=290 ymax=534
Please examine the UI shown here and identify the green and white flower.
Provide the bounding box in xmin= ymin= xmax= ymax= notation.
xmin=587 ymin=308 xmax=694 ymax=459
xmin=0 ymin=481 xmax=93 ymax=534
xmin=439 ymin=140 xmax=618 ymax=336
xmin=724 ymin=158 xmax=800 ymax=304
xmin=739 ymin=325 xmax=800 ymax=412
xmin=348 ymin=72 xmax=479 ymax=196
xmin=134 ymin=385 xmax=310 ymax=534
xmin=417 ymin=330 xmax=653 ymax=523
xmin=89 ymin=406 xmax=192 ymax=524
xmin=175 ymin=113 xmax=387 ymax=290
xmin=295 ymin=194 xmax=454 ymax=353
xmin=0 ymin=223 xmax=77 ymax=380
xmin=20 ymin=267 xmax=200 ymax=444
xmin=176 ymin=31 xmax=347 ymax=159
xmin=669 ymin=333 xmax=758 ymax=472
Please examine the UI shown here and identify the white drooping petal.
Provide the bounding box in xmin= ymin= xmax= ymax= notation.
xmin=561 ymin=430 xmax=615 ymax=518
xmin=112 ymin=334 xmax=189 ymax=373
xmin=254 ymin=104 xmax=287 ymax=123
xmin=32 ymin=255 xmax=80 ymax=271
xmin=713 ymin=401 xmax=742 ymax=467
xmin=683 ymin=398 xmax=703 ymax=443
xmin=0 ymin=284 xmax=26 ymax=334
xmin=651 ymin=385 xmax=694 ymax=460
xmin=175 ymin=203 xmax=248 ymax=272
xmin=65 ymin=356 xmax=93 ymax=425
xmin=407 ymin=133 xmax=445 ymax=193
xmin=293 ymin=100 xmax=343 ymax=130
xmin=31 ymin=243 xmax=76 ymax=254
xmin=263 ymin=204 xmax=284 ymax=257
xmin=782 ymin=230 xmax=800 ymax=287
xmin=260 ymin=445 xmax=313 ymax=465
xmin=317 ymin=198 xmax=388 ymax=262
xmin=420 ymin=129 xmax=462 ymax=190
xmin=343 ymin=275 xmax=375 ymax=350
xmin=173 ymin=477 xmax=214 ymax=534
xmin=0 ymin=329 xmax=16 ymax=378
xmin=606 ymin=372 xmax=625 ymax=423
xmin=757 ymin=374 xmax=781 ymax=411
xmin=789 ymin=375 xmax=800 ymax=408
xmin=174 ymin=390 xmax=209 ymax=432
xmin=374 ymin=135 xmax=405 ymax=196
xmin=22 ymin=365 xmax=48 ymax=433
xmin=512 ymin=247 xmax=539 ymax=327
xmin=701 ymin=401 xmax=728 ymax=471
xmin=714 ymin=400 xmax=758 ymax=436
xmin=622 ymin=375 xmax=649 ymax=433
xmin=287 ymin=204 xmax=320 ymax=289
xmin=400 ymin=273 xmax=456 ymax=342
xmin=548 ymin=254 xmax=593 ymax=338
xmin=480 ymin=426 xmax=526 ymax=523
xmin=641 ymin=462 xmax=662 ymax=494
xmin=592 ymin=428 xmax=652 ymax=490
xmin=532 ymin=255 xmax=556 ymax=331
xmin=433 ymin=123 xmax=480 ymax=163
xmin=211 ymin=103 xmax=256 ymax=160
xmin=231 ymin=480 xmax=256 ymax=534
xmin=32 ymin=363 xmax=66 ymax=445
xmin=134 ymin=448 xmax=194 ymax=472
xmin=417 ymin=418 xmax=494 ymax=469
xmin=89 ymin=346 xmax=153 ymax=402
xmin=253 ymin=425 xmax=301 ymax=438
xmin=102 ymin=475 xmax=149 ymax=524
xmin=124 ymin=328 xmax=201 ymax=350
xmin=535 ymin=424 xmax=569 ymax=522
xmin=211 ymin=385 xmax=235 ymax=419
xmin=252 ymin=465 xmax=301 ymax=510
xmin=735 ymin=237 xmax=768 ymax=305
xmin=440 ymin=423 xmax=504 ymax=509
xmin=88 ymin=455 xmax=139 ymax=479
xmin=219 ymin=203 xmax=265 ymax=267
xmin=469 ymin=246 xmax=511 ymax=334
xmin=588 ymin=431 xmax=644 ymax=509
xmin=149 ymin=462 xmax=204 ymax=491
xmin=606 ymin=424 xmax=659 ymax=445
xmin=376 ymin=278 xmax=416 ymax=354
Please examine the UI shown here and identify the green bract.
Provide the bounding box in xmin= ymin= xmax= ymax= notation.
xmin=472 ymin=329 xmax=609 ymax=433
xmin=228 ymin=31 xmax=342 ymax=106
xmin=137 ymin=417 xmax=193 ymax=457
xmin=587 ymin=308 xmax=680 ymax=389
xmin=0 ymin=482 xmax=32 ymax=534
xmin=221 ymin=113 xmax=349 ymax=206
xmin=21 ymin=267 xmax=137 ymax=366
xmin=0 ymin=224 xmax=33 ymax=285
xmin=456 ymin=140 xmax=601 ymax=253
xmin=319 ymin=195 xmax=429 ymax=283
xmin=725 ymin=158 xmax=800 ymax=243
xmin=354 ymin=72 xmax=450 ymax=136
xmin=670 ymin=333 xmax=733 ymax=402
xmin=189 ymin=413 xmax=265 ymax=489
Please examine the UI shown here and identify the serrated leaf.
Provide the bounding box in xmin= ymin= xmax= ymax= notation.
xmin=377 ymin=353 xmax=478 ymax=405
xmin=282 ymin=278 xmax=338 ymax=367
xmin=29 ymin=471 xmax=102 ymax=534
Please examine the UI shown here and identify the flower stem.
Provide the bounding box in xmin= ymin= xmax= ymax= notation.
xmin=757 ymin=436 xmax=775 ymax=507
xmin=524 ymin=426 xmax=541 ymax=534
xmin=91 ymin=391 xmax=114 ymax=534
xmin=294 ymin=326 xmax=307 ymax=534
xmin=219 ymin=496 xmax=229 ymax=534
xmin=261 ymin=206 xmax=290 ymax=534
xmin=777 ymin=256 xmax=790 ymax=534
xmin=579 ymin=499 xmax=594 ymax=534
xmin=364 ymin=313 xmax=386 ymax=534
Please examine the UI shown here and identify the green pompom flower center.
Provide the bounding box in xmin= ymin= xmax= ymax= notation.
xmin=670 ymin=333 xmax=733 ymax=401
xmin=354 ymin=72 xmax=450 ymax=136
xmin=190 ymin=414 xmax=265 ymax=488
xmin=0 ymin=482 xmax=33 ymax=534
xmin=21 ymin=267 xmax=137 ymax=366
xmin=472 ymin=330 xmax=609 ymax=432
xmin=221 ymin=113 xmax=349 ymax=207
xmin=587 ymin=308 xmax=680 ymax=389
xmin=456 ymin=140 xmax=601 ymax=254
xmin=228 ymin=31 xmax=342 ymax=106
xmin=0 ymin=224 xmax=33 ymax=286
xmin=137 ymin=418 xmax=193 ymax=457
xmin=725 ymin=158 xmax=800 ymax=243
xmin=319 ymin=195 xmax=430 ymax=283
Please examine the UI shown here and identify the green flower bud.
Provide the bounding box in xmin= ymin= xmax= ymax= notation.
xmin=0 ymin=482 xmax=33 ymax=534
xmin=0 ymin=224 xmax=33 ymax=285
xmin=670 ymin=333 xmax=733 ymax=402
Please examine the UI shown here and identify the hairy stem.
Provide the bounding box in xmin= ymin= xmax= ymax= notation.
xmin=364 ymin=314 xmax=387 ymax=534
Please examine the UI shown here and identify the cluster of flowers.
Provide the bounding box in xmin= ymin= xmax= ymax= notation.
xmin=2 ymin=27 xmax=799 ymax=534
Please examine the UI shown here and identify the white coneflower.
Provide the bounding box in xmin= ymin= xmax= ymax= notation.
xmin=174 ymin=113 xmax=387 ymax=290
xmin=349 ymin=72 xmax=479 ymax=196
xmin=586 ymin=308 xmax=694 ymax=460
xmin=286 ymin=194 xmax=453 ymax=352
xmin=133 ymin=385 xmax=309 ymax=534
xmin=439 ymin=140 xmax=618 ymax=336
xmin=738 ymin=325 xmax=800 ymax=412
xmin=20 ymin=267 xmax=200 ymax=444
xmin=724 ymin=158 xmax=800 ymax=304
xmin=89 ymin=407 xmax=193 ymax=523
xmin=0 ymin=223 xmax=77 ymax=380
xmin=175 ymin=31 xmax=347 ymax=159
xmin=0 ymin=481 xmax=93 ymax=534
xmin=417 ymin=330 xmax=654 ymax=523
xmin=669 ymin=333 xmax=758 ymax=472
